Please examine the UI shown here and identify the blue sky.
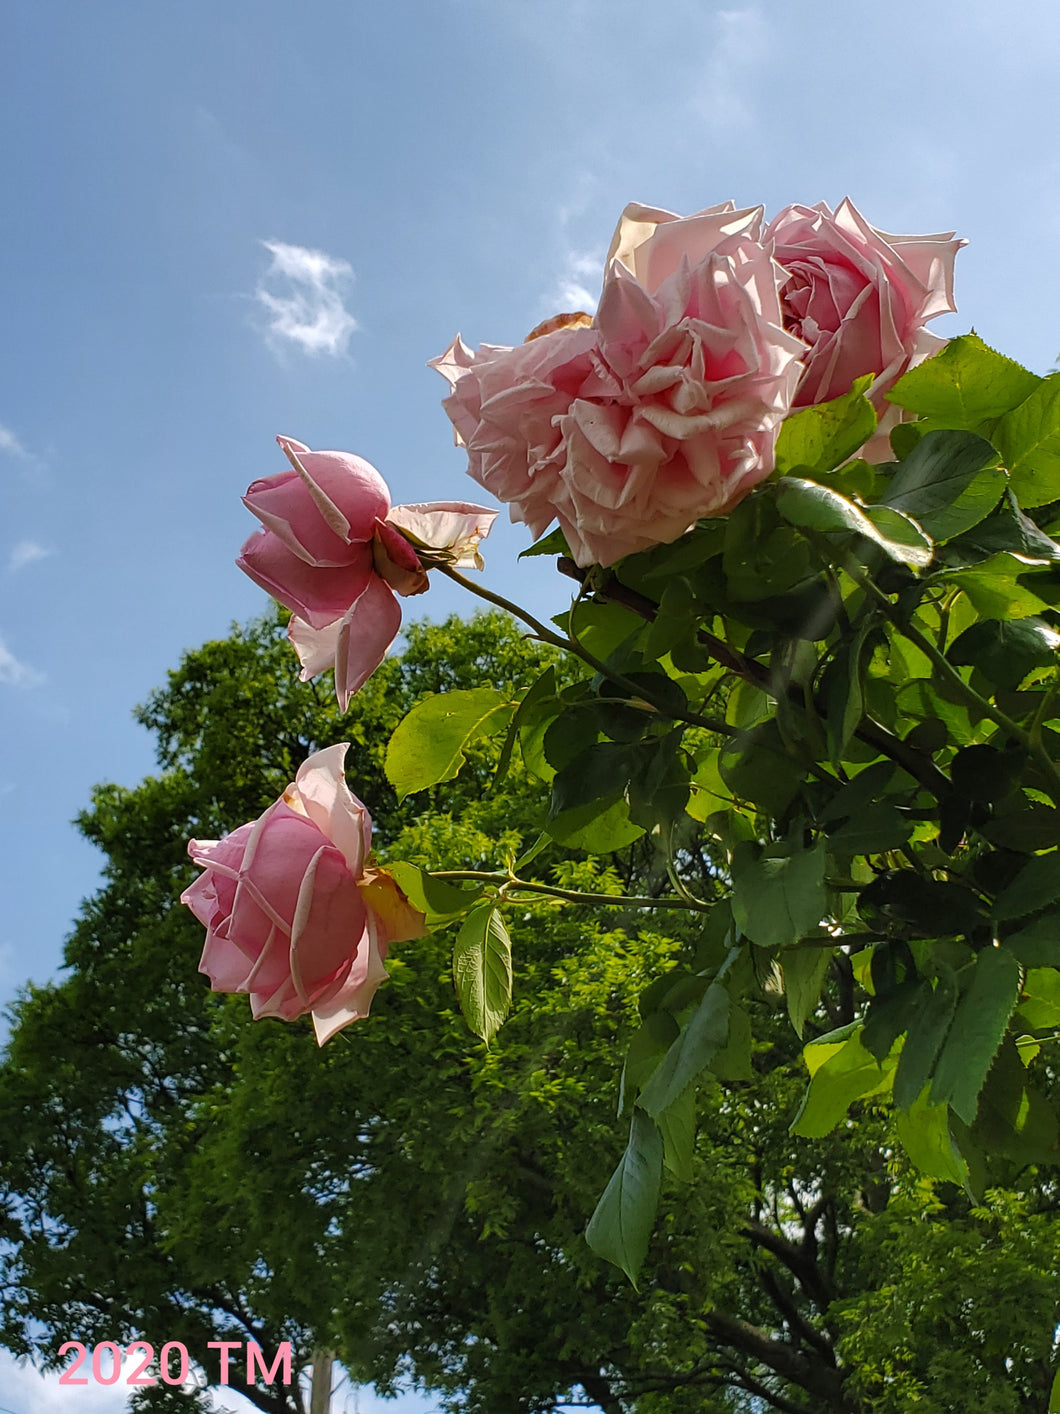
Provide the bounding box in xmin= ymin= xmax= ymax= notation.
xmin=2 ymin=0 xmax=1059 ymax=1408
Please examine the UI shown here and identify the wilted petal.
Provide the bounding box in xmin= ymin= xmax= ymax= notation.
xmin=372 ymin=519 xmax=430 ymax=596
xmin=386 ymin=501 xmax=498 ymax=570
xmin=359 ymin=868 xmax=428 ymax=947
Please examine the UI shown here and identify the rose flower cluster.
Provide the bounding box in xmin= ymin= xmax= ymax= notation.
xmin=183 ymin=196 xmax=964 ymax=1040
xmin=432 ymin=198 xmax=963 ymax=566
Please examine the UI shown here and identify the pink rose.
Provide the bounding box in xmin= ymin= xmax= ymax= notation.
xmin=238 ymin=438 xmax=496 ymax=708
xmin=181 ymin=743 xmax=426 ymax=1044
xmin=766 ymin=199 xmax=964 ymax=410
xmin=430 ymin=201 xmax=804 ymax=568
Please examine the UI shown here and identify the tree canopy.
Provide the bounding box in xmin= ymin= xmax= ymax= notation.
xmin=3 ymin=607 xmax=1060 ymax=1412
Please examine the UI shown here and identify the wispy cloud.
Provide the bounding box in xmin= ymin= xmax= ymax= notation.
xmin=0 ymin=421 xmax=28 ymax=458
xmin=690 ymin=7 xmax=769 ymax=130
xmin=254 ymin=240 xmax=358 ymax=357
xmin=0 ymin=634 xmax=43 ymax=688
xmin=8 ymin=539 xmax=51 ymax=573
xmin=542 ymin=248 xmax=604 ymax=317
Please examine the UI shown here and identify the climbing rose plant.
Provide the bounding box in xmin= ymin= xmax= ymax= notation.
xmin=184 ymin=196 xmax=1060 ymax=1284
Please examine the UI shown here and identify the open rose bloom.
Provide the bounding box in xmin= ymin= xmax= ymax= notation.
xmin=432 ymin=197 xmax=965 ymax=564
xmin=766 ymin=199 xmax=963 ymax=410
xmin=181 ymin=744 xmax=426 ymax=1043
xmin=432 ymin=202 xmax=805 ymax=568
xmin=238 ymin=438 xmax=495 ymax=708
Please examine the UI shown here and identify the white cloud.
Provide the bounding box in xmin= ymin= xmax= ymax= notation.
xmin=0 ymin=422 xmax=28 ymax=458
xmin=254 ymin=240 xmax=358 ymax=356
xmin=8 ymin=539 xmax=51 ymax=573
xmin=0 ymin=634 xmax=43 ymax=688
xmin=542 ymin=248 xmax=604 ymax=317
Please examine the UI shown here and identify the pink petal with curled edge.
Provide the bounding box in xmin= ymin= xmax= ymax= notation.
xmin=333 ymin=575 xmax=403 ymax=710
xmin=243 ymin=471 xmax=356 ymax=566
xmin=288 ymin=614 xmax=340 ymax=681
xmin=276 ymin=435 xmax=310 ymax=455
xmin=386 ymin=502 xmax=498 ymax=570
xmin=311 ymin=927 xmax=390 ymax=1044
xmin=287 ymin=743 xmax=372 ymax=878
xmin=372 ymin=519 xmax=430 ymax=596
xmin=238 ymin=530 xmax=375 ymax=629
xmin=281 ymin=444 xmax=392 ymax=546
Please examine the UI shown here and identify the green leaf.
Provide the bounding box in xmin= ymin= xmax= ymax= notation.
xmin=823 ymin=802 xmax=913 ymax=855
xmin=993 ymin=851 xmax=1060 ymax=921
xmin=791 ymin=1026 xmax=895 ymax=1138
xmin=946 ymin=491 xmax=1060 ymax=565
xmin=720 ymin=719 xmax=807 ymax=815
xmin=546 ymin=795 xmax=644 ymax=854
xmin=895 ymin=1090 xmax=968 ymax=1185
xmin=710 ymin=1001 xmax=753 ymax=1082
xmin=584 ymin=1107 xmax=663 ymax=1287
xmin=774 ymin=376 xmax=877 ymax=473
xmin=1016 ymin=968 xmax=1060 ymax=1030
xmin=383 ymin=862 xmax=485 ymax=925
xmin=930 ymin=945 xmax=1021 ymax=1123
xmin=948 ymin=616 xmax=1059 ymax=692
xmin=821 ymin=618 xmax=874 ymax=765
xmin=494 ymin=665 xmax=558 ymax=782
xmin=1001 ymin=909 xmax=1060 ymax=967
xmin=549 ymin=741 xmax=635 ymax=817
xmin=519 ymin=524 xmax=572 ymax=558
xmin=657 ymin=1085 xmax=696 ymax=1183
xmin=561 ymin=600 xmax=645 ymax=662
xmin=983 ymin=808 xmax=1060 ymax=848
xmin=893 ymin=969 xmax=959 ymax=1110
xmin=723 ymin=496 xmax=818 ymax=600
xmin=731 ymin=840 xmax=827 ymax=951
xmin=639 ymin=983 xmax=730 ymax=1119
xmin=887 ymin=333 xmax=1040 ymax=426
xmin=881 ymin=430 xmax=1005 ymax=542
xmin=945 ymin=552 xmax=1055 ymax=620
xmin=782 ymin=946 xmax=834 ymax=1038
xmin=619 ymin=1011 xmax=679 ymax=1115
xmin=973 ymin=1040 xmax=1059 ymax=1165
xmin=452 ymin=904 xmax=513 ymax=1045
xmin=774 ymin=476 xmax=933 ymax=568
xmin=995 ymin=372 xmax=1060 ymax=507
xmin=641 ymin=575 xmax=703 ymax=663
xmin=386 ymin=688 xmax=515 ymax=800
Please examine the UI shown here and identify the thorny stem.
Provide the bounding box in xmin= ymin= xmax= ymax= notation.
xmin=436 ymin=562 xmax=730 ymax=735
xmin=429 ymin=869 xmax=712 ymax=912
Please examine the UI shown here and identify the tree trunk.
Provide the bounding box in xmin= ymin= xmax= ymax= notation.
xmin=309 ymin=1350 xmax=334 ymax=1414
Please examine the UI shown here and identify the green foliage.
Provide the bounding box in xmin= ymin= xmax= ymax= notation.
xmin=384 ymin=686 xmax=515 ymax=799
xmin=7 ymin=607 xmax=1060 ymax=1412
xmin=356 ymin=332 xmax=1060 ymax=1302
xmin=452 ymin=903 xmax=513 ymax=1043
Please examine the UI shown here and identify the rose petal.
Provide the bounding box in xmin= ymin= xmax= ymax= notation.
xmin=311 ymin=928 xmax=390 ymax=1044
xmin=332 ymin=575 xmax=403 ymax=710
xmin=372 ymin=519 xmax=430 ymax=596
xmin=237 ymin=530 xmax=375 ymax=630
xmin=287 ymin=742 xmax=372 ymax=878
